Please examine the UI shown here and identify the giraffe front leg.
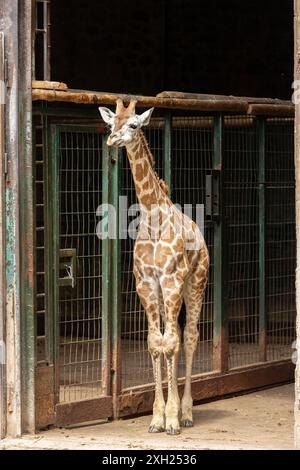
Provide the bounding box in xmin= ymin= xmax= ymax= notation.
xmin=135 ymin=278 xmax=165 ymax=433
xmin=161 ymin=287 xmax=183 ymax=435
xmin=148 ymin=331 xmax=165 ymax=433
xmin=164 ymin=338 xmax=180 ymax=435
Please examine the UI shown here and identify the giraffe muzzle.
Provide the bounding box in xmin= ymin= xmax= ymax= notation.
xmin=107 ymin=135 xmax=124 ymax=147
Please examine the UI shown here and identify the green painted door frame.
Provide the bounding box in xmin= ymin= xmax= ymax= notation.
xmin=48 ymin=124 xmax=113 ymax=425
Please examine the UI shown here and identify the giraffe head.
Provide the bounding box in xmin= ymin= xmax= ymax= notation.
xmin=99 ymin=98 xmax=154 ymax=147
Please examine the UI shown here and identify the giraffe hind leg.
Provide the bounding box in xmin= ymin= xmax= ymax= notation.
xmin=181 ymin=268 xmax=207 ymax=427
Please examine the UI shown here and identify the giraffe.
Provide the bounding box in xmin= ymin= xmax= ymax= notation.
xmin=99 ymin=99 xmax=209 ymax=435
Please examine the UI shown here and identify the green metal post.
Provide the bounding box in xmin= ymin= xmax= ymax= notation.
xmin=164 ymin=111 xmax=172 ymax=195
xmin=110 ymin=146 xmax=121 ymax=418
xmin=102 ymin=135 xmax=111 ymax=396
xmin=258 ymin=117 xmax=267 ymax=362
xmin=213 ymin=114 xmax=229 ymax=372
xmin=19 ymin=0 xmax=35 ymax=432
xmin=50 ymin=125 xmax=60 ymax=402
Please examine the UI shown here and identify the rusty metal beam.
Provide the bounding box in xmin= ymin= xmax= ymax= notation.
xmin=35 ymin=365 xmax=55 ymax=429
xmin=118 ymin=361 xmax=295 ymax=418
xmin=55 ymin=397 xmax=113 ymax=428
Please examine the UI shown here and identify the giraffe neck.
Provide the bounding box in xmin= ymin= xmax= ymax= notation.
xmin=126 ymin=132 xmax=169 ymax=212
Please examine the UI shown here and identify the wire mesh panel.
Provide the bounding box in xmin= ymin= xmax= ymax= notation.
xmin=172 ymin=116 xmax=214 ymax=376
xmin=224 ymin=117 xmax=260 ymax=368
xmin=265 ymin=118 xmax=296 ymax=360
xmin=121 ymin=122 xmax=164 ymax=389
xmin=57 ymin=128 xmax=104 ymax=402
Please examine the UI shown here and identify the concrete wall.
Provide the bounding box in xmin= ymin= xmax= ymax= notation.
xmin=51 ymin=0 xmax=293 ymax=99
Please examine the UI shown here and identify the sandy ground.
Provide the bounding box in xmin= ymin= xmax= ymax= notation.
xmin=0 ymin=384 xmax=295 ymax=450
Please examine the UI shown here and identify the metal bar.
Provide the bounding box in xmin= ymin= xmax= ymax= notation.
xmin=50 ymin=124 xmax=60 ymax=403
xmin=110 ymin=146 xmax=122 ymax=418
xmin=213 ymin=114 xmax=229 ymax=372
xmin=101 ymin=135 xmax=111 ymax=397
xmin=43 ymin=0 xmax=51 ymax=80
xmin=258 ymin=117 xmax=267 ymax=362
xmin=163 ymin=111 xmax=172 ymax=195
xmin=19 ymin=0 xmax=35 ymax=434
xmin=32 ymin=1 xmax=36 ymax=80
xmin=0 ymin=31 xmax=6 ymax=439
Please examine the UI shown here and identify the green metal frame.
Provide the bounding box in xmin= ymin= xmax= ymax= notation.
xmin=163 ymin=111 xmax=172 ymax=195
xmin=212 ymin=114 xmax=229 ymax=372
xmin=48 ymin=123 xmax=111 ymax=403
xmin=110 ymin=146 xmax=122 ymax=417
xmin=258 ymin=117 xmax=267 ymax=362
xmin=102 ymin=134 xmax=111 ymax=396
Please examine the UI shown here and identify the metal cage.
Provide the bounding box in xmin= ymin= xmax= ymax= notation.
xmin=33 ymin=104 xmax=296 ymax=428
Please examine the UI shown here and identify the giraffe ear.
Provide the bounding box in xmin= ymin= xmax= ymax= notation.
xmin=137 ymin=108 xmax=154 ymax=127
xmin=99 ymin=107 xmax=115 ymax=125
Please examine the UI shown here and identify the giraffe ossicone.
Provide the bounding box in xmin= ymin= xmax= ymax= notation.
xmin=99 ymin=99 xmax=209 ymax=435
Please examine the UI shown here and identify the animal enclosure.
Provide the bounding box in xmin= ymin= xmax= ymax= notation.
xmin=33 ymin=98 xmax=296 ymax=428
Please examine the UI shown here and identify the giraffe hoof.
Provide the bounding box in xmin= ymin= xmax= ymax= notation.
xmin=149 ymin=425 xmax=165 ymax=433
xmin=181 ymin=419 xmax=193 ymax=428
xmin=166 ymin=427 xmax=181 ymax=436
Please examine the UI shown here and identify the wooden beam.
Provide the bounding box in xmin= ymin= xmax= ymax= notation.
xmin=157 ymin=90 xmax=293 ymax=106
xmin=32 ymin=87 xmax=295 ymax=116
xmin=32 ymin=88 xmax=249 ymax=113
xmin=32 ymin=80 xmax=68 ymax=91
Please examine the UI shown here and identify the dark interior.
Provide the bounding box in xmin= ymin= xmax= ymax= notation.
xmin=50 ymin=0 xmax=293 ymax=99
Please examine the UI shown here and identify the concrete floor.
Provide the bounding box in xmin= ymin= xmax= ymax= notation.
xmin=0 ymin=384 xmax=295 ymax=450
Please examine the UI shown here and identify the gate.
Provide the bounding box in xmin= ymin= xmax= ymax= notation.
xmin=33 ymin=106 xmax=296 ymax=428
xmin=48 ymin=125 xmax=113 ymax=426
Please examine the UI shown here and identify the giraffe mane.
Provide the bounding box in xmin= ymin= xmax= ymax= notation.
xmin=140 ymin=132 xmax=169 ymax=195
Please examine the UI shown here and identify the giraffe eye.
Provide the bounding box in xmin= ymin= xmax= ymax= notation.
xmin=129 ymin=123 xmax=138 ymax=129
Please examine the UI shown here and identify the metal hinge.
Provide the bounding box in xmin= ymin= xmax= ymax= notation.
xmin=4 ymin=58 xmax=8 ymax=85
xmin=2 ymin=33 xmax=8 ymax=86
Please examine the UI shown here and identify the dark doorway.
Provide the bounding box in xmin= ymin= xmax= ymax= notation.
xmin=49 ymin=0 xmax=293 ymax=99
